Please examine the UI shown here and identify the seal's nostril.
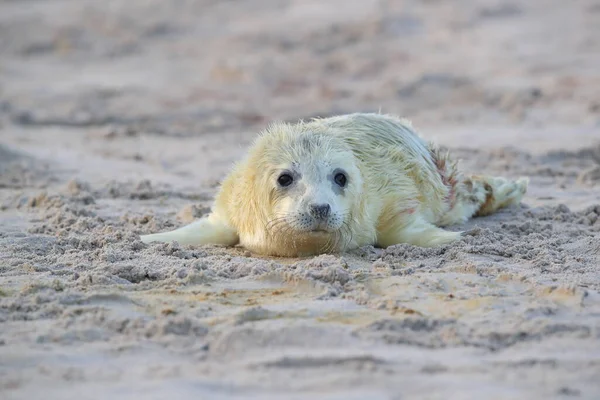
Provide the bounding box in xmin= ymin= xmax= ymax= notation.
xmin=309 ymin=203 xmax=331 ymax=219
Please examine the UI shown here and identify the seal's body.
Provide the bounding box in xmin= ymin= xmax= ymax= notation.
xmin=141 ymin=113 xmax=528 ymax=257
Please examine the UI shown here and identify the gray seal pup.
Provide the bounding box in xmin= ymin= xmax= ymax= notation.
xmin=141 ymin=113 xmax=528 ymax=257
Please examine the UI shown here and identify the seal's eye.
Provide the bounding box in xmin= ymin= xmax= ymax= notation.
xmin=277 ymin=174 xmax=294 ymax=187
xmin=334 ymin=172 xmax=347 ymax=187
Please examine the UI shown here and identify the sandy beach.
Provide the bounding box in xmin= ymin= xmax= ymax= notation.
xmin=1 ymin=0 xmax=599 ymax=399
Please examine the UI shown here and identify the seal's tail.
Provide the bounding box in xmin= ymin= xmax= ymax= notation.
xmin=438 ymin=175 xmax=529 ymax=226
xmin=140 ymin=214 xmax=239 ymax=247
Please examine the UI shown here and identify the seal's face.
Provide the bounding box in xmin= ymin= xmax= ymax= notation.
xmin=259 ymin=131 xmax=362 ymax=252
xmin=273 ymin=163 xmax=350 ymax=233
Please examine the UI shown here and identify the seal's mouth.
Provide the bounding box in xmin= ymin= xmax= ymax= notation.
xmin=308 ymin=222 xmax=333 ymax=233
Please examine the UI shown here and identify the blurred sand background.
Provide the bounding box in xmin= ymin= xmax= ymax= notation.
xmin=1 ymin=0 xmax=600 ymax=399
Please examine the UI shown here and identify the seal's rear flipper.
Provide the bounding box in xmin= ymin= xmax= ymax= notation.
xmin=438 ymin=175 xmax=529 ymax=226
xmin=471 ymin=175 xmax=529 ymax=217
xmin=140 ymin=214 xmax=239 ymax=247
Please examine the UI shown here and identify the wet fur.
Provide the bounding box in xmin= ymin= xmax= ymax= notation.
xmin=141 ymin=113 xmax=528 ymax=257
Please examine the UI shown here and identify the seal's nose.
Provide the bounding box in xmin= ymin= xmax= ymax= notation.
xmin=309 ymin=203 xmax=331 ymax=220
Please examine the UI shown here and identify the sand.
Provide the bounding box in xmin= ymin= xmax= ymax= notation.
xmin=1 ymin=0 xmax=600 ymax=399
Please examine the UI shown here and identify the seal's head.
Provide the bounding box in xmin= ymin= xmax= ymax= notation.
xmin=240 ymin=122 xmax=363 ymax=254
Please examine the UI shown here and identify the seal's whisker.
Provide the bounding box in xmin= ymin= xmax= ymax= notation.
xmin=341 ymin=214 xmax=354 ymax=251
xmin=321 ymin=232 xmax=335 ymax=254
xmin=333 ymin=230 xmax=343 ymax=254
xmin=265 ymin=216 xmax=289 ymax=238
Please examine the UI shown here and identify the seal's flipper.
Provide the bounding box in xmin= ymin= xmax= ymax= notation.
xmin=377 ymin=215 xmax=462 ymax=248
xmin=140 ymin=214 xmax=239 ymax=247
xmin=437 ymin=175 xmax=528 ymax=226
xmin=473 ymin=176 xmax=528 ymax=217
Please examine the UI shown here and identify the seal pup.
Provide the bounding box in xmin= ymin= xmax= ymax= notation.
xmin=141 ymin=113 xmax=528 ymax=257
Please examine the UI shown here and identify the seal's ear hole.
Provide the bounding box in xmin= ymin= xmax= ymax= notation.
xmin=334 ymin=172 xmax=347 ymax=187
xmin=277 ymin=173 xmax=294 ymax=187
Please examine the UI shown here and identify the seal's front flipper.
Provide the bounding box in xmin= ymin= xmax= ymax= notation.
xmin=140 ymin=214 xmax=239 ymax=247
xmin=377 ymin=216 xmax=462 ymax=248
